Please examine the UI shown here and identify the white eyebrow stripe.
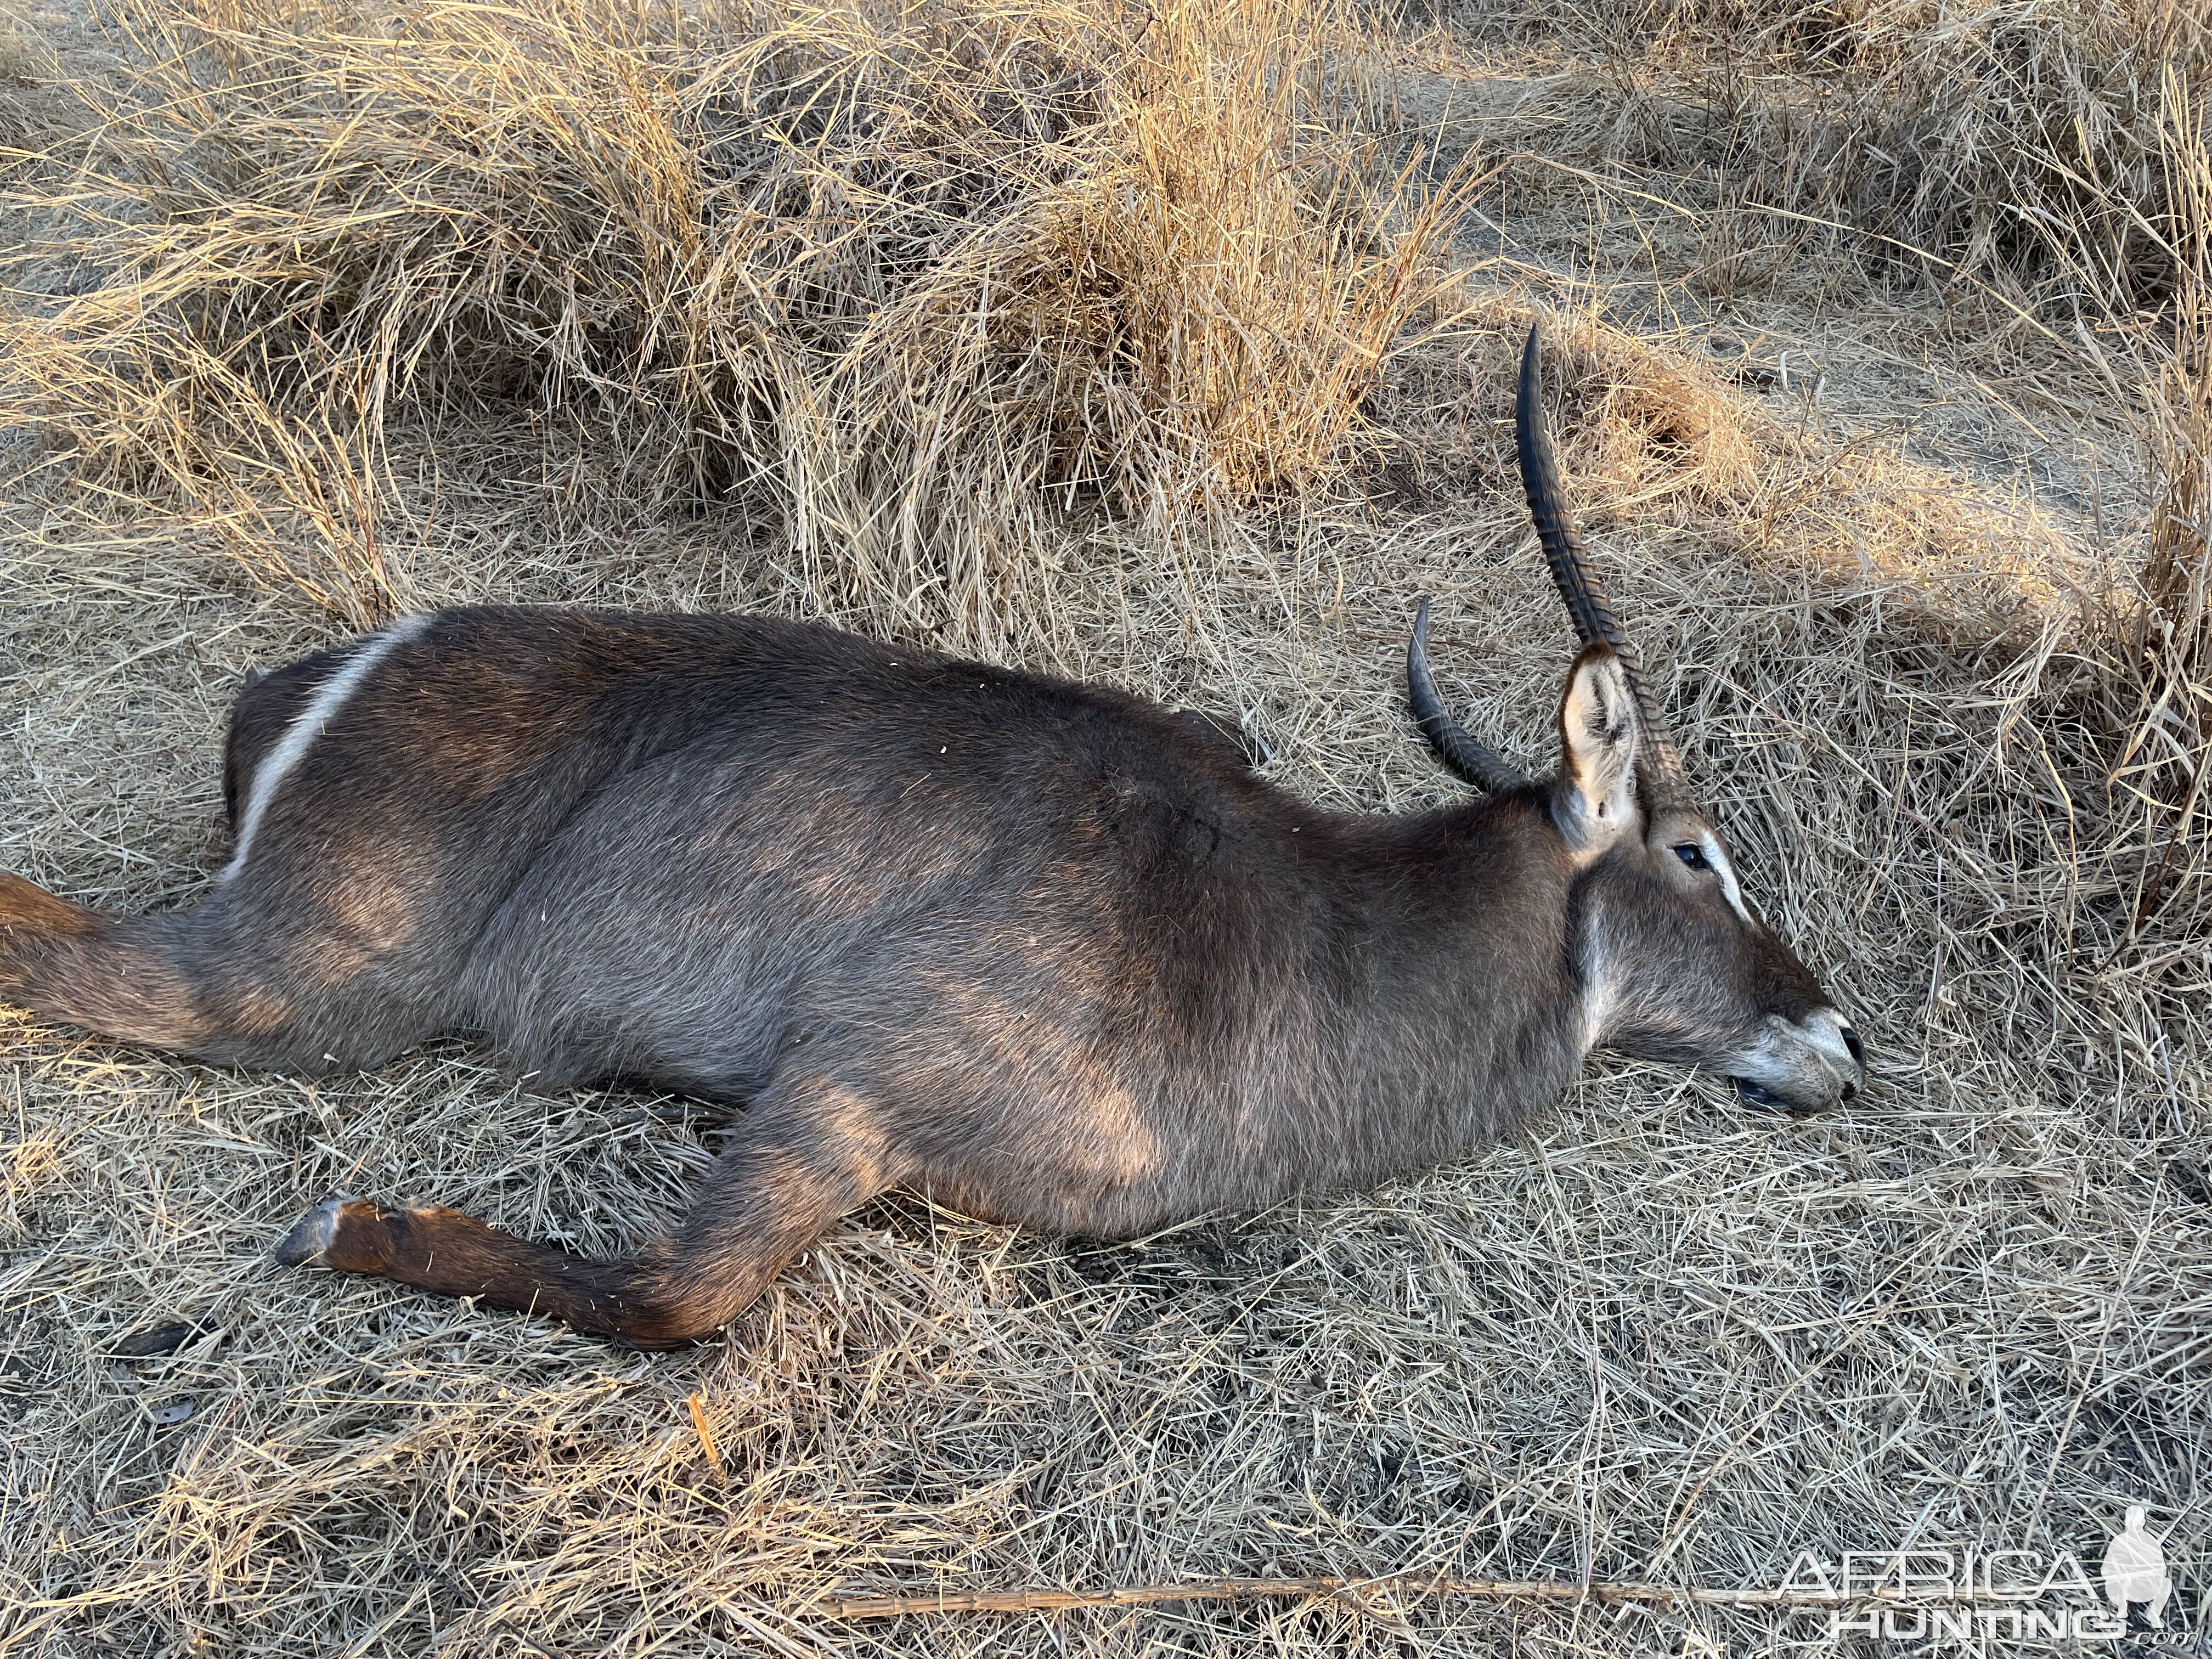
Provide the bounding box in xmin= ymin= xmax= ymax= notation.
xmin=221 ymin=613 xmax=434 ymax=885
xmin=1706 ymin=835 xmax=1753 ymax=923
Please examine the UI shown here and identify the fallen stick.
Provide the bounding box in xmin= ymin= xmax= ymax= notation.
xmin=816 ymin=1574 xmax=1888 ymax=1621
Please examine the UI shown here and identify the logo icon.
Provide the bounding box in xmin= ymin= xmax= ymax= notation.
xmin=2102 ymin=1507 xmax=2174 ymax=1629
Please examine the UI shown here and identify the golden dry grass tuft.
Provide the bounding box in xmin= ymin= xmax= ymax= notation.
xmin=4 ymin=0 xmax=1462 ymax=635
xmin=3 ymin=0 xmax=2210 ymax=1651
xmin=1441 ymin=0 xmax=2210 ymax=313
xmin=2098 ymin=71 xmax=2212 ymax=1023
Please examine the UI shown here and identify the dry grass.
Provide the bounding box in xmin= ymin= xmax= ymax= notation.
xmin=1428 ymin=0 xmax=2210 ymax=315
xmin=2096 ymin=69 xmax=2212 ymax=1031
xmin=3 ymin=0 xmax=1463 ymax=636
xmin=3 ymin=0 xmax=2210 ymax=1652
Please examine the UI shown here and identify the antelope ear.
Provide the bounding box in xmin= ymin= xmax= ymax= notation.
xmin=1556 ymin=643 xmax=1640 ymax=851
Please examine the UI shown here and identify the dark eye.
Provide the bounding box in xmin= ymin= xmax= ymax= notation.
xmin=1673 ymin=843 xmax=1711 ymax=872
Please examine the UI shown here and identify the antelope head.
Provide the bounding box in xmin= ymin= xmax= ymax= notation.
xmin=1410 ymin=328 xmax=1865 ymax=1115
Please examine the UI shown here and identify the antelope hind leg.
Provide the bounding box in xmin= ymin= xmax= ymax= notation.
xmin=1 ymin=864 xmax=457 ymax=1070
xmin=0 ymin=872 xmax=103 ymax=941
xmin=275 ymin=1082 xmax=899 ymax=1347
xmin=0 ymin=872 xmax=211 ymax=1052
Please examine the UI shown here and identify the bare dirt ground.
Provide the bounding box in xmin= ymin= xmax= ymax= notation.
xmin=2 ymin=0 xmax=2207 ymax=1653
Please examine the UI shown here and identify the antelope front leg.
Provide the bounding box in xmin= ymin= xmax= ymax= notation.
xmin=275 ymin=1078 xmax=899 ymax=1347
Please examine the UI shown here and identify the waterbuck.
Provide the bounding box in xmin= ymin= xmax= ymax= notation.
xmin=0 ymin=331 xmax=1863 ymax=1347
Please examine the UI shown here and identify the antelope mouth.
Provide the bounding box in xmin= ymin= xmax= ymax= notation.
xmin=1731 ymin=1076 xmax=1823 ymax=1116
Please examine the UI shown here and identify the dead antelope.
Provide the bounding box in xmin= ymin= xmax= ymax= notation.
xmin=0 ymin=331 xmax=1863 ymax=1347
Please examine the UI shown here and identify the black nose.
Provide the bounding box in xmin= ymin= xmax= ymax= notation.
xmin=1842 ymin=1026 xmax=1866 ymax=1070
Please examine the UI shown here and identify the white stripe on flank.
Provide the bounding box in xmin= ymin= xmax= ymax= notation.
xmin=220 ymin=613 xmax=434 ymax=884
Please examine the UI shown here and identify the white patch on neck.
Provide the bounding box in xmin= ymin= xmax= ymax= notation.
xmin=1579 ymin=914 xmax=1618 ymax=1056
xmin=221 ymin=613 xmax=432 ymax=884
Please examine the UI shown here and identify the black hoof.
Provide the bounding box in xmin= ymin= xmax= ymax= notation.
xmin=274 ymin=1197 xmax=351 ymax=1267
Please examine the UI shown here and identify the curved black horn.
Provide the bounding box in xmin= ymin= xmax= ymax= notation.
xmin=1515 ymin=325 xmax=1688 ymax=789
xmin=1407 ymin=597 xmax=1527 ymax=792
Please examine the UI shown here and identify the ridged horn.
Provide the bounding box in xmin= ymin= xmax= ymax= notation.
xmin=1407 ymin=596 xmax=1527 ymax=793
xmin=1515 ymin=325 xmax=1688 ymax=794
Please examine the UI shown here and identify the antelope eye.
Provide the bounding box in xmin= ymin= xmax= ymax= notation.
xmin=1673 ymin=843 xmax=1711 ymax=872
